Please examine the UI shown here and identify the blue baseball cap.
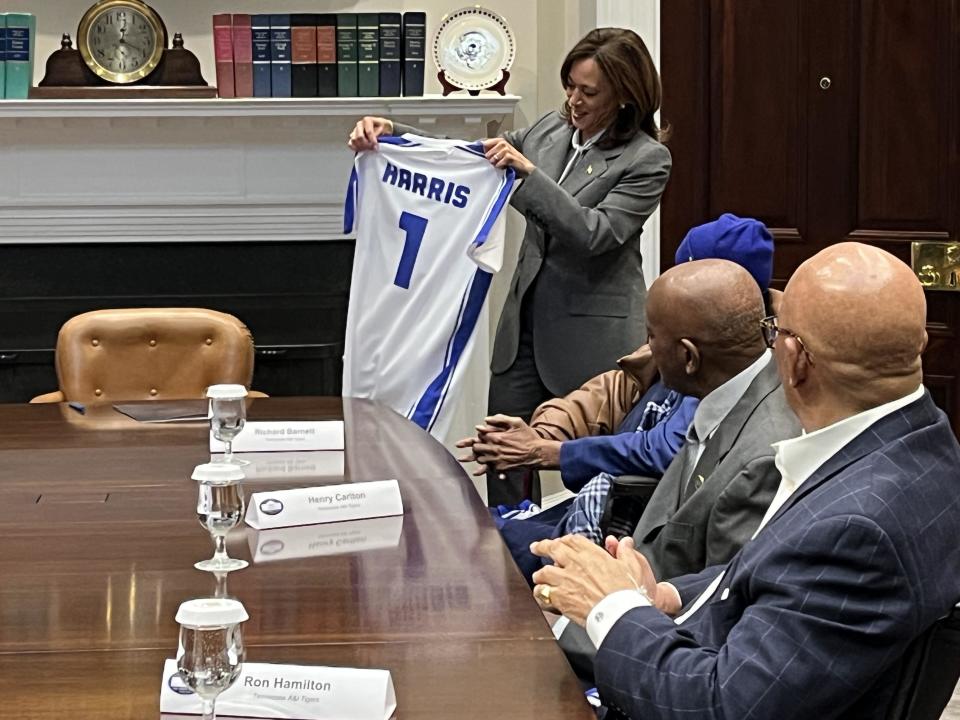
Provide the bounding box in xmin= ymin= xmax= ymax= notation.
xmin=674 ymin=213 xmax=774 ymax=292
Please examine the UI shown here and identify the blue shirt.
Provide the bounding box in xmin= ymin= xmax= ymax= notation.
xmin=558 ymin=383 xmax=699 ymax=492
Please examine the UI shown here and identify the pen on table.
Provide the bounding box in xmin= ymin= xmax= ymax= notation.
xmin=68 ymin=401 xmax=86 ymax=415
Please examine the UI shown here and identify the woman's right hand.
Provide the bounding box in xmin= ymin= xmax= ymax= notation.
xmin=348 ymin=116 xmax=394 ymax=151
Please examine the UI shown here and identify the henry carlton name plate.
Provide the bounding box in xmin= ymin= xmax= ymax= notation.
xmin=245 ymin=480 xmax=404 ymax=530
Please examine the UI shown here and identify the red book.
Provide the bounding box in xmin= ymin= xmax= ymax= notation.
xmin=317 ymin=24 xmax=336 ymax=62
xmin=212 ymin=13 xmax=235 ymax=98
xmin=291 ymin=16 xmax=318 ymax=98
xmin=232 ymin=14 xmax=254 ymax=97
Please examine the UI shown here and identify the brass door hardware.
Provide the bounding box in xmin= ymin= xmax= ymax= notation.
xmin=912 ymin=242 xmax=960 ymax=291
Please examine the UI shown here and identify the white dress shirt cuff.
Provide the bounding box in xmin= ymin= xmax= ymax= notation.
xmin=586 ymin=589 xmax=651 ymax=648
xmin=661 ymin=582 xmax=682 ymax=614
xmin=551 ymin=615 xmax=571 ymax=640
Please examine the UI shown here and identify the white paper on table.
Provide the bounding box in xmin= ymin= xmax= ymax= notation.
xmin=160 ymin=658 xmax=397 ymax=720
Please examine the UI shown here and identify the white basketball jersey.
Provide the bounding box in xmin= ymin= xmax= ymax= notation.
xmin=342 ymin=134 xmax=516 ymax=438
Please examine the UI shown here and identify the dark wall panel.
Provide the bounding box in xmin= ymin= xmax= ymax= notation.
xmin=0 ymin=241 xmax=354 ymax=402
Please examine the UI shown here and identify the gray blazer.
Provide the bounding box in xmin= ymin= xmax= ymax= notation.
xmin=395 ymin=111 xmax=671 ymax=395
xmin=558 ymin=359 xmax=802 ymax=679
xmin=631 ymin=359 xmax=802 ymax=580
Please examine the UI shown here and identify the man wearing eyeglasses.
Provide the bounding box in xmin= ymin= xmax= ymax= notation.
xmin=531 ymin=243 xmax=960 ymax=719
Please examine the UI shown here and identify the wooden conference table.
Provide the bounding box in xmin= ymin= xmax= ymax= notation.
xmin=0 ymin=397 xmax=593 ymax=719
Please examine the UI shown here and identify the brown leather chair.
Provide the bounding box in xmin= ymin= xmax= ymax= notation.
xmin=31 ymin=308 xmax=261 ymax=404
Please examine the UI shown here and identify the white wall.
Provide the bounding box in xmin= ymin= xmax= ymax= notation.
xmin=596 ymin=0 xmax=662 ymax=287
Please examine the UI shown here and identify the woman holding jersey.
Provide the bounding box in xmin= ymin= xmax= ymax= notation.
xmin=349 ymin=28 xmax=671 ymax=505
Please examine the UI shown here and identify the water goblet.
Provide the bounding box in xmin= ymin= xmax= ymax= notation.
xmin=212 ymin=569 xmax=230 ymax=598
xmin=206 ymin=384 xmax=248 ymax=464
xmin=176 ymin=597 xmax=248 ymax=720
xmin=193 ymin=462 xmax=249 ymax=572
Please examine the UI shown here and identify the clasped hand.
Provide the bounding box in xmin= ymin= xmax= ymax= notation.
xmin=455 ymin=414 xmax=546 ymax=476
xmin=529 ymin=534 xmax=680 ymax=625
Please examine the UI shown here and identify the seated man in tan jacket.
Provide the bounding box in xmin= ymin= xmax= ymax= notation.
xmin=470 ymin=350 xmax=697 ymax=584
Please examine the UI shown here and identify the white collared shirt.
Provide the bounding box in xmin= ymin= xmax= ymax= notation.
xmin=586 ymin=383 xmax=926 ymax=647
xmin=752 ymin=383 xmax=925 ymax=534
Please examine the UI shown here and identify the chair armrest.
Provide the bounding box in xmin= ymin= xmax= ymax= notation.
xmin=30 ymin=391 xmax=65 ymax=404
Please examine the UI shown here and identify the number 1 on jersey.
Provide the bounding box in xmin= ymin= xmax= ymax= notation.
xmin=394 ymin=211 xmax=429 ymax=289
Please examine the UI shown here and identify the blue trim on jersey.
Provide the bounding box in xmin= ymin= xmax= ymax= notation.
xmin=409 ymin=268 xmax=493 ymax=431
xmin=343 ymin=165 xmax=359 ymax=233
xmin=472 ymin=168 xmax=516 ymax=247
xmin=456 ymin=141 xmax=488 ymax=159
xmin=406 ymin=277 xmax=471 ymax=426
xmin=379 ymin=135 xmax=421 ymax=147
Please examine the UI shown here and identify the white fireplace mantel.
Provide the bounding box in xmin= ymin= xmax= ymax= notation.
xmin=0 ymin=95 xmax=521 ymax=244
xmin=0 ymin=95 xmax=521 ymax=119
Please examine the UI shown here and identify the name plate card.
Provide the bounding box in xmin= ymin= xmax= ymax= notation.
xmin=248 ymin=515 xmax=404 ymax=563
xmin=160 ymin=659 xmax=397 ymax=720
xmin=245 ymin=480 xmax=403 ymax=530
xmin=210 ymin=421 xmax=344 ymax=454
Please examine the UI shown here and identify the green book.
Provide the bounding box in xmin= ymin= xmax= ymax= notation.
xmin=5 ymin=13 xmax=35 ymax=99
xmin=357 ymin=13 xmax=379 ymax=97
xmin=336 ymin=13 xmax=358 ymax=97
xmin=0 ymin=15 xmax=7 ymax=100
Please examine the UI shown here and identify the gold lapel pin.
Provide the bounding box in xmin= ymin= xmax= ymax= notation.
xmin=586 ymin=165 xmax=593 ymax=175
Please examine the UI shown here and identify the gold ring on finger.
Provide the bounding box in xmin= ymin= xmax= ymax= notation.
xmin=538 ymin=585 xmax=553 ymax=605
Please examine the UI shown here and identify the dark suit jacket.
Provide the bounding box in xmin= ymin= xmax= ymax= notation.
xmin=396 ymin=112 xmax=672 ymax=395
xmin=596 ymin=392 xmax=960 ymax=720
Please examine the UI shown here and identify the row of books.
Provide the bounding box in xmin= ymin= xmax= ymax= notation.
xmin=0 ymin=13 xmax=35 ymax=99
xmin=213 ymin=12 xmax=427 ymax=99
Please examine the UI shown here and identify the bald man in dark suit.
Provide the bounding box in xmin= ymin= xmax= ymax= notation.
xmin=531 ymin=243 xmax=960 ymax=719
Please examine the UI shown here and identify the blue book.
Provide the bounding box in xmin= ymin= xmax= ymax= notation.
xmin=379 ymin=13 xmax=402 ymax=97
xmin=402 ymin=12 xmax=426 ymax=97
xmin=269 ymin=14 xmax=292 ymax=98
xmin=5 ymin=13 xmax=35 ymax=100
xmin=252 ymin=14 xmax=272 ymax=97
xmin=0 ymin=15 xmax=7 ymax=100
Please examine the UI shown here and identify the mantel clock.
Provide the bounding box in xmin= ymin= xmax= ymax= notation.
xmin=76 ymin=0 xmax=167 ymax=84
xmin=32 ymin=0 xmax=213 ymax=98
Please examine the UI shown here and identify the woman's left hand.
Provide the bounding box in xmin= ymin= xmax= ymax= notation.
xmin=483 ymin=139 xmax=536 ymax=177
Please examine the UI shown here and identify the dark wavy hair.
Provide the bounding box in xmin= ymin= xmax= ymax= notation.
xmin=559 ymin=27 xmax=665 ymax=148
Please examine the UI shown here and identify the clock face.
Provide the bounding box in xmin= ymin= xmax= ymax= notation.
xmin=78 ymin=1 xmax=165 ymax=83
xmin=88 ymin=7 xmax=157 ymax=75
